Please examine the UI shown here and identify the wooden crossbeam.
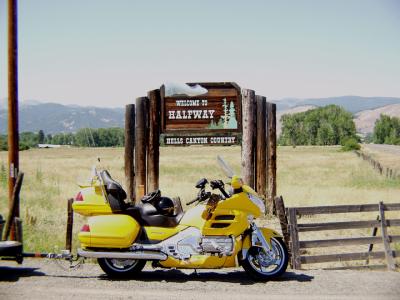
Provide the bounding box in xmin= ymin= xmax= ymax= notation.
xmin=293 ymin=203 xmax=400 ymax=215
xmin=301 ymin=250 xmax=399 ymax=264
xmin=300 ymin=235 xmax=400 ymax=248
xmin=297 ymin=219 xmax=400 ymax=232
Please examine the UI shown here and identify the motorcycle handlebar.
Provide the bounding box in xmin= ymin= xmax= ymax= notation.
xmin=186 ymin=198 xmax=199 ymax=206
xmin=210 ymin=180 xmax=230 ymax=198
xmin=186 ymin=188 xmax=212 ymax=206
xmin=187 ymin=178 xmax=230 ymax=205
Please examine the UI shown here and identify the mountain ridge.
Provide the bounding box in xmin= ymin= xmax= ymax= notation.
xmin=272 ymin=95 xmax=400 ymax=113
xmin=1 ymin=96 xmax=400 ymax=135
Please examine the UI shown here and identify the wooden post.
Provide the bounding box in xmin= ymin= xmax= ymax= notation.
xmin=135 ymin=97 xmax=149 ymax=202
xmin=147 ymin=89 xmax=161 ymax=192
xmin=255 ymin=96 xmax=267 ymax=199
xmin=138 ymin=184 xmax=145 ymax=200
xmin=241 ymin=89 xmax=256 ymax=188
xmin=288 ymin=208 xmax=301 ymax=269
xmin=366 ymin=215 xmax=380 ymax=265
xmin=124 ymin=104 xmax=135 ymax=202
xmin=267 ymin=102 xmax=277 ymax=214
xmin=65 ymin=198 xmax=74 ymax=252
xmin=378 ymin=201 xmax=396 ymax=271
xmin=275 ymin=196 xmax=290 ymax=255
xmin=14 ymin=217 xmax=22 ymax=243
xmin=8 ymin=0 xmax=19 ymax=228
xmin=3 ymin=173 xmax=23 ymax=241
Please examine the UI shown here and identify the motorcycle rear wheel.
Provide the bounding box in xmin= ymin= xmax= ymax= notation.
xmin=242 ymin=237 xmax=288 ymax=281
xmin=98 ymin=258 xmax=146 ymax=278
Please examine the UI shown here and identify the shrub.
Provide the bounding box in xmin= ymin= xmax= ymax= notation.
xmin=19 ymin=142 xmax=30 ymax=151
xmin=341 ymin=137 xmax=360 ymax=151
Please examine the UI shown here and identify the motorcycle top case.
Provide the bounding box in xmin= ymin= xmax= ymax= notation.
xmin=72 ymin=185 xmax=113 ymax=216
xmin=79 ymin=215 xmax=140 ymax=248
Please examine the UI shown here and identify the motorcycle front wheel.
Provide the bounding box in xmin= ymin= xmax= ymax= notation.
xmin=98 ymin=258 xmax=146 ymax=278
xmin=242 ymin=237 xmax=288 ymax=281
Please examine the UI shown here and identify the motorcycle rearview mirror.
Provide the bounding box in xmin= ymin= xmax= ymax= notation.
xmin=195 ymin=178 xmax=208 ymax=189
xmin=217 ymin=155 xmax=234 ymax=179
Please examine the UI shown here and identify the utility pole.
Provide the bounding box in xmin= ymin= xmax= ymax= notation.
xmin=8 ymin=0 xmax=19 ymax=222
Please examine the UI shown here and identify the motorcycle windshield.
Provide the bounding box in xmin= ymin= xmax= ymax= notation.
xmin=217 ymin=155 xmax=235 ymax=179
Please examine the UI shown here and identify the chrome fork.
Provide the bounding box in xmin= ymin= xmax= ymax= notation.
xmin=250 ymin=222 xmax=276 ymax=260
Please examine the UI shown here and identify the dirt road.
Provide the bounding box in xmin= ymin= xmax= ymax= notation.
xmin=1 ymin=259 xmax=399 ymax=299
xmin=363 ymin=144 xmax=400 ymax=156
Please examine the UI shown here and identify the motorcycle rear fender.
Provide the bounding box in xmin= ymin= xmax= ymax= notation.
xmin=241 ymin=227 xmax=282 ymax=260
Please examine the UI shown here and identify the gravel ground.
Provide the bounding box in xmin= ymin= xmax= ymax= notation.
xmin=1 ymin=259 xmax=399 ymax=300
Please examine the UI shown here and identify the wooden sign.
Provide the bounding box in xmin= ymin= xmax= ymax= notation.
xmin=163 ymin=135 xmax=239 ymax=146
xmin=161 ymin=82 xmax=241 ymax=134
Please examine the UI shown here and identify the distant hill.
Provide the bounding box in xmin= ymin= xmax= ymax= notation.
xmin=273 ymin=96 xmax=400 ymax=113
xmin=0 ymin=101 xmax=124 ymax=134
xmin=277 ymin=105 xmax=316 ymax=136
xmin=1 ymin=95 xmax=400 ymax=135
xmin=354 ymin=104 xmax=400 ymax=134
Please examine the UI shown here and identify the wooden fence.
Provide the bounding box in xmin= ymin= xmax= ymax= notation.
xmin=286 ymin=202 xmax=400 ymax=271
xmin=355 ymin=151 xmax=399 ymax=180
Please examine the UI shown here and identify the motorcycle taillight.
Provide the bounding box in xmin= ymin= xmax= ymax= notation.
xmin=81 ymin=224 xmax=90 ymax=232
xmin=75 ymin=192 xmax=84 ymax=201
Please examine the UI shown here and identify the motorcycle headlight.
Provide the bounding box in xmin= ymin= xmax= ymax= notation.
xmin=248 ymin=193 xmax=266 ymax=214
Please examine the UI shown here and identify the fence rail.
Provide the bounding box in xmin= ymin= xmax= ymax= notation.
xmin=355 ymin=150 xmax=399 ymax=179
xmin=294 ymin=203 xmax=400 ymax=215
xmin=285 ymin=201 xmax=400 ymax=271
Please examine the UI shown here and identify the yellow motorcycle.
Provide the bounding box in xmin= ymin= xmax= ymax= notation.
xmin=72 ymin=157 xmax=288 ymax=280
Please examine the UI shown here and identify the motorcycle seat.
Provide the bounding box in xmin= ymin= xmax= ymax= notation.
xmin=123 ymin=199 xmax=184 ymax=228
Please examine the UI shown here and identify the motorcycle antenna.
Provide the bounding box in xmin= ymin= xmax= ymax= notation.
xmin=216 ymin=155 xmax=234 ymax=178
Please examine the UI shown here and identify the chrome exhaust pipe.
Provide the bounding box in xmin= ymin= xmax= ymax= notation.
xmin=77 ymin=249 xmax=167 ymax=260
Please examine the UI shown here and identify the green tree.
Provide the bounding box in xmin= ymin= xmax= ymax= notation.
xmin=0 ymin=135 xmax=8 ymax=151
xmin=46 ymin=134 xmax=52 ymax=143
xmin=38 ymin=130 xmax=45 ymax=144
xmin=373 ymin=114 xmax=400 ymax=145
xmin=317 ymin=122 xmax=335 ymax=145
xmin=279 ymin=105 xmax=357 ymax=146
xmin=19 ymin=132 xmax=39 ymax=148
xmin=279 ymin=114 xmax=304 ymax=147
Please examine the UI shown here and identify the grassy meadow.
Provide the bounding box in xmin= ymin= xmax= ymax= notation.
xmin=361 ymin=145 xmax=400 ymax=172
xmin=0 ymin=146 xmax=399 ymax=268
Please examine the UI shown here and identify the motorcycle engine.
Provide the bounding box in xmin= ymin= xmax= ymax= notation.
xmin=161 ymin=228 xmax=234 ymax=259
xmin=201 ymin=236 xmax=234 ymax=255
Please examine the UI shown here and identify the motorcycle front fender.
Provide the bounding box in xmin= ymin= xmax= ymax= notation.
xmin=241 ymin=227 xmax=282 ymax=260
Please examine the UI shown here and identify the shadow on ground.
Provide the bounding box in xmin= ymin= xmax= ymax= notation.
xmin=99 ymin=269 xmax=314 ymax=285
xmin=0 ymin=263 xmax=314 ymax=285
xmin=0 ymin=266 xmax=45 ymax=282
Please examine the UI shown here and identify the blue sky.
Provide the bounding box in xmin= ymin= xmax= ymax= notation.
xmin=0 ymin=0 xmax=399 ymax=107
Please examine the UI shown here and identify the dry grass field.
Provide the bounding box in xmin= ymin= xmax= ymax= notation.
xmin=362 ymin=144 xmax=400 ymax=172
xmin=0 ymin=146 xmax=399 ymax=268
